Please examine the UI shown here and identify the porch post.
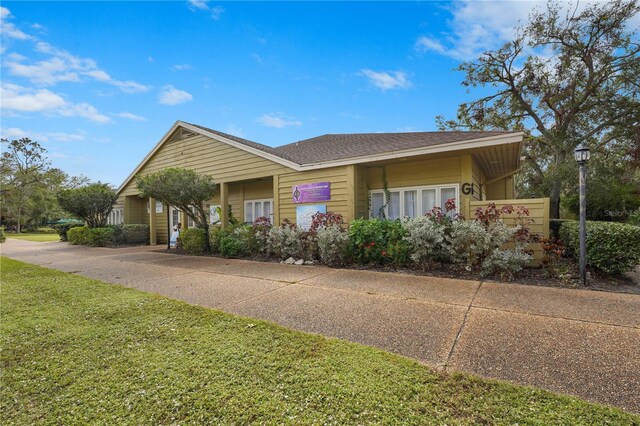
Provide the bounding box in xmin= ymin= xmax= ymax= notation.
xmin=149 ymin=197 xmax=157 ymax=245
xmin=220 ymin=182 xmax=229 ymax=228
xmin=272 ymin=175 xmax=280 ymax=226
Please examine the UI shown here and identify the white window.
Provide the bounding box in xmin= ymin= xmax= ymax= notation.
xmin=108 ymin=208 xmax=124 ymax=225
xmin=170 ymin=207 xmax=180 ymax=228
xmin=244 ymin=199 xmax=273 ymax=224
xmin=369 ymin=184 xmax=459 ymax=219
xmin=187 ymin=206 xmax=196 ymax=228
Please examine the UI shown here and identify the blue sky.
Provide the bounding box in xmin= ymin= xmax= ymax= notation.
xmin=1 ymin=1 xmax=543 ymax=187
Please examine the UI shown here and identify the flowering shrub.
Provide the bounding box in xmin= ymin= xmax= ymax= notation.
xmin=317 ymin=225 xmax=350 ymax=266
xmin=267 ymin=224 xmax=304 ymax=260
xmin=252 ymin=217 xmax=272 ymax=255
xmin=348 ymin=219 xmax=407 ymax=266
xmin=482 ymin=248 xmax=533 ymax=280
xmin=309 ymin=212 xmax=344 ymax=233
xmin=402 ymin=216 xmax=450 ymax=270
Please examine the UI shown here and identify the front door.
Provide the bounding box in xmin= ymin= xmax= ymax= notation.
xmin=169 ymin=207 xmax=181 ymax=229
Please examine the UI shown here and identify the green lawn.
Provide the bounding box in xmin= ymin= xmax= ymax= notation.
xmin=1 ymin=257 xmax=637 ymax=425
xmin=5 ymin=233 xmax=60 ymax=242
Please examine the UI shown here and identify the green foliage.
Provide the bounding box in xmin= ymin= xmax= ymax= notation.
xmin=317 ymin=225 xmax=350 ymax=266
xmin=2 ymin=258 xmax=636 ymax=425
xmin=31 ymin=227 xmax=56 ymax=234
xmin=57 ymin=183 xmax=118 ymax=228
xmin=112 ymin=224 xmax=150 ymax=246
xmin=629 ymin=208 xmax=640 ymax=226
xmin=560 ymin=221 xmax=640 ymax=274
xmin=67 ymin=226 xmax=115 ymax=247
xmin=0 ymin=227 xmax=5 ymax=243
xmin=54 ymin=222 xmax=85 ymax=242
xmin=137 ymin=168 xmax=217 ymax=253
xmin=219 ymin=234 xmax=248 ymax=257
xmin=178 ymin=228 xmax=207 ymax=255
xmin=437 ymin=1 xmax=640 ymax=222
xmin=348 ymin=219 xmax=407 ymax=266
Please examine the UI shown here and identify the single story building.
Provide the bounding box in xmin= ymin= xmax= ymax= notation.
xmin=114 ymin=120 xmax=548 ymax=247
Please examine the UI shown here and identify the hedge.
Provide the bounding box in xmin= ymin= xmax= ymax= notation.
xmin=55 ymin=223 xmax=85 ymax=242
xmin=112 ymin=224 xmax=150 ymax=246
xmin=68 ymin=226 xmax=114 ymax=247
xmin=0 ymin=227 xmax=5 ymax=243
xmin=560 ymin=221 xmax=640 ymax=274
xmin=179 ymin=228 xmax=207 ymax=255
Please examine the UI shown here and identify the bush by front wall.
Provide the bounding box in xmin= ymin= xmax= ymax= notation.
xmin=0 ymin=227 xmax=5 ymax=243
xmin=560 ymin=221 xmax=640 ymax=274
xmin=112 ymin=224 xmax=150 ymax=245
xmin=179 ymin=228 xmax=207 ymax=255
xmin=55 ymin=223 xmax=85 ymax=242
xmin=348 ymin=219 xmax=408 ymax=266
xmin=67 ymin=226 xmax=114 ymax=247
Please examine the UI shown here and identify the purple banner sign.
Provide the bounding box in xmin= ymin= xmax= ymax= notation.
xmin=292 ymin=181 xmax=331 ymax=203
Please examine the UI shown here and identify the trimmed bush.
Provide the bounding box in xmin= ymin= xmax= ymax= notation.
xmin=267 ymin=225 xmax=304 ymax=260
xmin=32 ymin=227 xmax=56 ymax=234
xmin=55 ymin=223 xmax=85 ymax=242
xmin=402 ymin=216 xmax=450 ymax=269
xmin=112 ymin=224 xmax=149 ymax=245
xmin=560 ymin=221 xmax=640 ymax=274
xmin=0 ymin=227 xmax=6 ymax=243
xmin=179 ymin=228 xmax=207 ymax=255
xmin=68 ymin=226 xmax=115 ymax=247
xmin=317 ymin=225 xmax=349 ymax=266
xmin=67 ymin=226 xmax=89 ymax=245
xmin=348 ymin=219 xmax=407 ymax=266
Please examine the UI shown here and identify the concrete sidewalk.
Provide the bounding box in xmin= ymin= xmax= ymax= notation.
xmin=2 ymin=239 xmax=639 ymax=413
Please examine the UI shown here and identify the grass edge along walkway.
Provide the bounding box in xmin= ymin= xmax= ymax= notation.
xmin=1 ymin=257 xmax=637 ymax=425
xmin=5 ymin=233 xmax=60 ymax=242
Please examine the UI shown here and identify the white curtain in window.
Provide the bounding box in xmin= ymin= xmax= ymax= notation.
xmin=388 ymin=191 xmax=400 ymax=220
xmin=404 ymin=190 xmax=417 ymax=218
xmin=441 ymin=187 xmax=456 ymax=215
xmin=371 ymin=192 xmax=384 ymax=219
xmin=263 ymin=201 xmax=271 ymax=222
xmin=422 ymin=189 xmax=436 ymax=215
xmin=245 ymin=202 xmax=253 ymax=223
xmin=254 ymin=202 xmax=262 ymax=220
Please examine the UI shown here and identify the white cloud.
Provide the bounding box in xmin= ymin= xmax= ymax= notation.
xmin=2 ymin=36 xmax=150 ymax=92
xmin=0 ymin=83 xmax=66 ymax=111
xmin=1 ymin=83 xmax=110 ymax=123
xmin=0 ymin=6 xmax=31 ymax=40
xmin=225 ymin=124 xmax=244 ymax=137
xmin=0 ymin=127 xmax=85 ymax=142
xmin=413 ymin=1 xmax=599 ymax=61
xmin=114 ymin=112 xmax=147 ymax=121
xmin=257 ymin=113 xmax=302 ymax=128
xmin=188 ymin=0 xmax=209 ymax=11
xmin=171 ymin=64 xmax=192 ymax=71
xmin=158 ymin=85 xmax=193 ymax=105
xmin=188 ymin=1 xmax=224 ymax=20
xmin=359 ymin=69 xmax=411 ymax=91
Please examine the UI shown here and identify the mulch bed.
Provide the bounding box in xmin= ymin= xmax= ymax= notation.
xmin=154 ymin=247 xmax=640 ymax=295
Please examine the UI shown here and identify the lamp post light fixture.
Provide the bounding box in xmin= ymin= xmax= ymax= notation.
xmin=574 ymin=143 xmax=590 ymax=285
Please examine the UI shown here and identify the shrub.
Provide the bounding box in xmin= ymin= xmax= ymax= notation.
xmin=86 ymin=227 xmax=116 ymax=247
xmin=482 ymin=248 xmax=533 ymax=280
xmin=178 ymin=228 xmax=208 ymax=255
xmin=112 ymin=224 xmax=149 ymax=245
xmin=0 ymin=227 xmax=5 ymax=243
xmin=55 ymin=222 xmax=85 ymax=242
xmin=317 ymin=225 xmax=349 ymax=266
xmin=560 ymin=221 xmax=640 ymax=274
xmin=348 ymin=219 xmax=407 ymax=266
xmin=267 ymin=224 xmax=304 ymax=260
xmin=628 ymin=208 xmax=640 ymax=226
xmin=402 ymin=216 xmax=450 ymax=270
xmin=67 ymin=226 xmax=89 ymax=245
xmin=32 ymin=227 xmax=56 ymax=234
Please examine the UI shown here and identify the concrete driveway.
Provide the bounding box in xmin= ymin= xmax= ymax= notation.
xmin=2 ymin=239 xmax=639 ymax=413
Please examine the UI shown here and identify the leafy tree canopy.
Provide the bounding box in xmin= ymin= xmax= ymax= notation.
xmin=136 ymin=168 xmax=217 ymax=249
xmin=57 ymin=183 xmax=118 ymax=228
xmin=437 ymin=0 xmax=640 ymax=223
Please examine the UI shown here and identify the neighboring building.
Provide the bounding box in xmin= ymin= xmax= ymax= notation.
xmin=115 ymin=121 xmax=548 ymax=245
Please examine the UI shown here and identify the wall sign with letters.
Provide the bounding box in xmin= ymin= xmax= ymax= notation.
xmin=292 ymin=181 xmax=331 ymax=203
xmin=461 ymin=183 xmax=476 ymax=196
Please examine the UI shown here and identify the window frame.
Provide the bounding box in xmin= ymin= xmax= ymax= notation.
xmin=244 ymin=199 xmax=274 ymax=224
xmin=369 ymin=184 xmax=459 ymax=219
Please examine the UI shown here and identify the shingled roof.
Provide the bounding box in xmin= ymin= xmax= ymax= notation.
xmin=273 ymin=131 xmax=511 ymax=165
xmin=187 ymin=122 xmax=512 ymax=165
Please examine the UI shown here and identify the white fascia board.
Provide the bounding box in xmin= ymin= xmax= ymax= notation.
xmin=298 ymin=132 xmax=524 ymax=170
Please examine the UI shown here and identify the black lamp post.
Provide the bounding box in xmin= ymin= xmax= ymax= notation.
xmin=574 ymin=143 xmax=590 ymax=285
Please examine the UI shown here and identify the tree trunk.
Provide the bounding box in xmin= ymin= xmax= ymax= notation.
xmin=549 ymin=178 xmax=562 ymax=238
xmin=16 ymin=204 xmax=21 ymax=233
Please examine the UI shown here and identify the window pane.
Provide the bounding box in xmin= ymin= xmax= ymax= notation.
xmin=440 ymin=187 xmax=456 ymax=216
xmin=245 ymin=203 xmax=253 ymax=223
xmin=255 ymin=202 xmax=262 ymax=220
xmin=371 ymin=192 xmax=384 ymax=219
xmin=404 ymin=190 xmax=417 ymax=218
xmin=421 ymin=189 xmax=436 ymax=215
xmin=263 ymin=201 xmax=272 ymax=222
xmin=388 ymin=191 xmax=400 ymax=220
